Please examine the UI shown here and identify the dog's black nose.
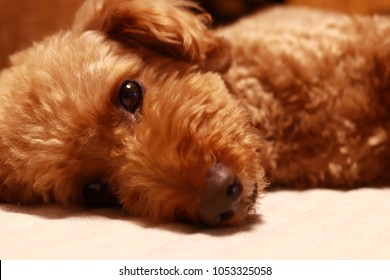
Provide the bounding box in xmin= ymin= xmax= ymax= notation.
xmin=198 ymin=163 xmax=243 ymax=226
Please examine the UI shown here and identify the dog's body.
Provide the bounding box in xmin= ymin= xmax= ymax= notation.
xmin=220 ymin=7 xmax=390 ymax=187
xmin=1 ymin=0 xmax=390 ymax=226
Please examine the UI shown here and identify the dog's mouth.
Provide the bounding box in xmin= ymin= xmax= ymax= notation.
xmin=81 ymin=170 xmax=261 ymax=227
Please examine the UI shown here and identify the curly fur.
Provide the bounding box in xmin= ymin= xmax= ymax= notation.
xmin=0 ymin=0 xmax=390 ymax=226
xmin=220 ymin=7 xmax=390 ymax=187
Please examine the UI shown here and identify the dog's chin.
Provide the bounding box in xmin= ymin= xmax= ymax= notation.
xmin=219 ymin=207 xmax=260 ymax=227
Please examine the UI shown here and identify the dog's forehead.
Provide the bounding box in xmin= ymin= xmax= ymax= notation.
xmin=30 ymin=31 xmax=136 ymax=72
xmin=6 ymin=29 xmax=225 ymax=112
xmin=9 ymin=31 xmax=148 ymax=100
xmin=51 ymin=31 xmax=144 ymax=81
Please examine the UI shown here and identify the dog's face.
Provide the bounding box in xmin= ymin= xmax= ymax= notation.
xmin=0 ymin=0 xmax=266 ymax=226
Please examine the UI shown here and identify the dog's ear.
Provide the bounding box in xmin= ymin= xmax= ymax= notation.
xmin=73 ymin=0 xmax=231 ymax=73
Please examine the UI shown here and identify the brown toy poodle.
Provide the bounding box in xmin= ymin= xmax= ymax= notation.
xmin=0 ymin=0 xmax=389 ymax=227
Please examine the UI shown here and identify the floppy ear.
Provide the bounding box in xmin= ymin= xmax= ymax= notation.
xmin=73 ymin=0 xmax=231 ymax=73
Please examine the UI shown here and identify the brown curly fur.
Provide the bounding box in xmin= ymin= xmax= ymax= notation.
xmin=220 ymin=7 xmax=390 ymax=187
xmin=0 ymin=0 xmax=390 ymax=226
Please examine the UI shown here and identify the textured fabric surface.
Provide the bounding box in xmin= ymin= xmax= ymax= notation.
xmin=1 ymin=188 xmax=389 ymax=259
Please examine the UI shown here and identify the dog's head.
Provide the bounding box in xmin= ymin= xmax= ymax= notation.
xmin=0 ymin=0 xmax=266 ymax=226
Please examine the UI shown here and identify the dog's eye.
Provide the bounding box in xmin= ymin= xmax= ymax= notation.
xmin=83 ymin=181 xmax=117 ymax=208
xmin=119 ymin=80 xmax=143 ymax=113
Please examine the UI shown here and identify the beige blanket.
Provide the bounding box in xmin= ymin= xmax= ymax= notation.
xmin=1 ymin=188 xmax=389 ymax=259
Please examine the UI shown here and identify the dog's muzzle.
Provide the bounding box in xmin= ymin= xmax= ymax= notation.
xmin=198 ymin=163 xmax=243 ymax=226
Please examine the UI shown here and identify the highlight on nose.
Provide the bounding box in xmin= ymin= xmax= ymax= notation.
xmin=198 ymin=163 xmax=243 ymax=226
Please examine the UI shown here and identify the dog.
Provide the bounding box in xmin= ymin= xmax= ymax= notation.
xmin=0 ymin=0 xmax=389 ymax=227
